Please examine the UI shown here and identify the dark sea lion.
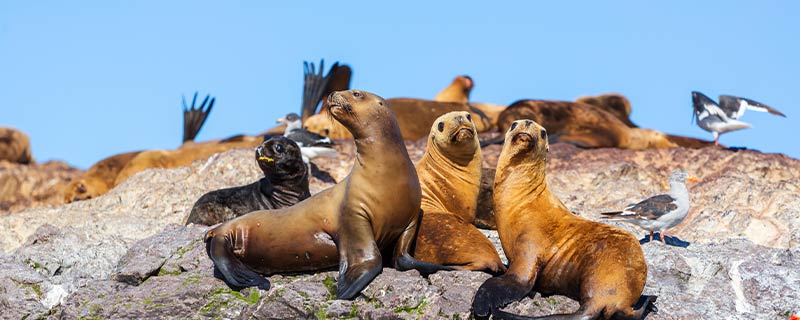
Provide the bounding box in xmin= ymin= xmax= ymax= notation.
xmin=412 ymin=111 xmax=505 ymax=274
xmin=472 ymin=119 xmax=657 ymax=319
xmin=204 ymin=90 xmax=448 ymax=298
xmin=62 ymin=150 xmax=142 ymax=203
xmin=185 ymin=137 xmax=309 ymax=226
xmin=494 ymin=100 xmax=676 ymax=150
xmin=0 ymin=127 xmax=33 ymax=164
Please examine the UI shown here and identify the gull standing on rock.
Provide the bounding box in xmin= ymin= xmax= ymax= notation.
xmin=601 ymin=169 xmax=698 ymax=247
xmin=691 ymin=91 xmax=786 ymax=145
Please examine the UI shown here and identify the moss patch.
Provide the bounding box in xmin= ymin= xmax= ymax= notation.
xmin=200 ymin=287 xmax=262 ymax=315
xmin=322 ymin=275 xmax=337 ymax=298
xmin=394 ymin=298 xmax=428 ymax=315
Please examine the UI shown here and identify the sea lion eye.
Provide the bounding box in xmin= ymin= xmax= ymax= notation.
xmin=437 ymin=122 xmax=445 ymax=132
xmin=466 ymin=114 xmax=472 ymax=121
xmin=540 ymin=130 xmax=547 ymax=139
xmin=510 ymin=122 xmax=518 ymax=131
xmin=274 ymin=144 xmax=284 ymax=153
xmin=353 ymin=91 xmax=362 ymax=98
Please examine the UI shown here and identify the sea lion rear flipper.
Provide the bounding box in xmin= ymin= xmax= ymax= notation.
xmin=392 ymin=211 xmax=455 ymax=275
xmin=205 ymin=233 xmax=270 ymax=290
xmin=336 ymin=215 xmax=383 ymax=300
xmin=182 ymin=92 xmax=215 ymax=143
xmin=631 ymin=295 xmax=658 ymax=320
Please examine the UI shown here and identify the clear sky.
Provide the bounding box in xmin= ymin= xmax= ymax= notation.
xmin=2 ymin=1 xmax=797 ymax=169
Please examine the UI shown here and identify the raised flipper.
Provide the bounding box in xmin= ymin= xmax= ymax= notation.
xmin=301 ymin=60 xmax=340 ymax=121
xmin=205 ymin=232 xmax=270 ymax=290
xmin=182 ymin=92 xmax=215 ymax=143
xmin=392 ymin=210 xmax=455 ymax=275
xmin=336 ymin=214 xmax=383 ymax=300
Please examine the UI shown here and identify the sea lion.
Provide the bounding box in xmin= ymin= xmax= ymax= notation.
xmin=575 ymin=93 xmax=716 ymax=148
xmin=434 ymin=75 xmax=473 ymax=104
xmin=185 ymin=137 xmax=309 ymax=226
xmin=412 ymin=111 xmax=505 ymax=274
xmin=62 ymin=151 xmax=142 ymax=203
xmin=114 ymin=138 xmax=260 ymax=185
xmin=494 ymin=100 xmax=676 ymax=150
xmin=204 ymin=90 xmax=448 ymax=298
xmin=305 ymin=98 xmax=493 ymax=141
xmin=472 ymin=119 xmax=657 ymax=319
xmin=0 ymin=127 xmax=33 ymax=164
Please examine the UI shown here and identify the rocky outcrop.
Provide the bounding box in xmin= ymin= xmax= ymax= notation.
xmin=0 ymin=141 xmax=798 ymax=319
xmin=0 ymin=160 xmax=83 ymax=214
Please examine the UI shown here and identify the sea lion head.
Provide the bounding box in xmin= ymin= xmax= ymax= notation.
xmin=255 ymin=136 xmax=305 ymax=180
xmin=501 ymin=119 xmax=550 ymax=163
xmin=326 ymin=90 xmax=393 ymax=139
xmin=430 ymin=111 xmax=478 ymax=161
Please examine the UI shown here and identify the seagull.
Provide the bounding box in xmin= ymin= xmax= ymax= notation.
xmin=601 ymin=170 xmax=698 ymax=246
xmin=692 ymin=91 xmax=786 ymax=145
xmin=276 ymin=112 xmax=337 ymax=163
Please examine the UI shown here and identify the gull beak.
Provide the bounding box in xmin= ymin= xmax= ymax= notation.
xmin=687 ymin=176 xmax=698 ymax=184
xmin=276 ymin=117 xmax=286 ymax=124
xmin=258 ymin=156 xmax=274 ymax=163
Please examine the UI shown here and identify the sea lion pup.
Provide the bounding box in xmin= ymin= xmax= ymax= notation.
xmin=412 ymin=111 xmax=505 ymax=274
xmin=62 ymin=151 xmax=142 ymax=203
xmin=472 ymin=119 xmax=657 ymax=319
xmin=185 ymin=137 xmax=309 ymax=226
xmin=493 ymin=100 xmax=676 ymax=150
xmin=204 ymin=90 xmax=450 ymax=298
xmin=0 ymin=127 xmax=33 ymax=164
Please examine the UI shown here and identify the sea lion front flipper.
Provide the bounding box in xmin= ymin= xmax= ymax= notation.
xmin=336 ymin=214 xmax=383 ymax=300
xmin=472 ymin=241 xmax=540 ymax=318
xmin=630 ymin=295 xmax=658 ymax=320
xmin=205 ymin=233 xmax=270 ymax=290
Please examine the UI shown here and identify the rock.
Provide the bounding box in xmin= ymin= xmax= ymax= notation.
xmin=0 ymin=141 xmax=798 ymax=319
xmin=0 ymin=160 xmax=83 ymax=214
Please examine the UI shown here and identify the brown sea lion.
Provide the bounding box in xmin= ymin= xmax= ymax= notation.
xmin=434 ymin=75 xmax=473 ymax=104
xmin=114 ymin=138 xmax=260 ymax=185
xmin=412 ymin=111 xmax=505 ymax=274
xmin=204 ymin=90 xmax=449 ymax=298
xmin=0 ymin=127 xmax=33 ymax=164
xmin=432 ymin=75 xmax=504 ymax=131
xmin=62 ymin=151 xmax=142 ymax=203
xmin=305 ymin=98 xmax=493 ymax=141
xmin=494 ymin=100 xmax=676 ymax=150
xmin=472 ymin=119 xmax=657 ymax=319
xmin=185 ymin=137 xmax=309 ymax=226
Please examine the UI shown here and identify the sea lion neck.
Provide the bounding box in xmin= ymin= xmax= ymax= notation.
xmin=494 ymin=157 xmax=549 ymax=204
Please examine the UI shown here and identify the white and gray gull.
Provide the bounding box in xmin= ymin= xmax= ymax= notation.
xmin=601 ymin=169 xmax=698 ymax=245
xmin=691 ymin=91 xmax=786 ymax=145
xmin=277 ymin=112 xmax=337 ymax=163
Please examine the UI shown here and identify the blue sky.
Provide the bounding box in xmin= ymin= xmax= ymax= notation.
xmin=2 ymin=1 xmax=797 ymax=169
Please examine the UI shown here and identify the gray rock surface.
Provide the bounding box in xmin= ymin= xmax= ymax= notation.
xmin=0 ymin=142 xmax=798 ymax=319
